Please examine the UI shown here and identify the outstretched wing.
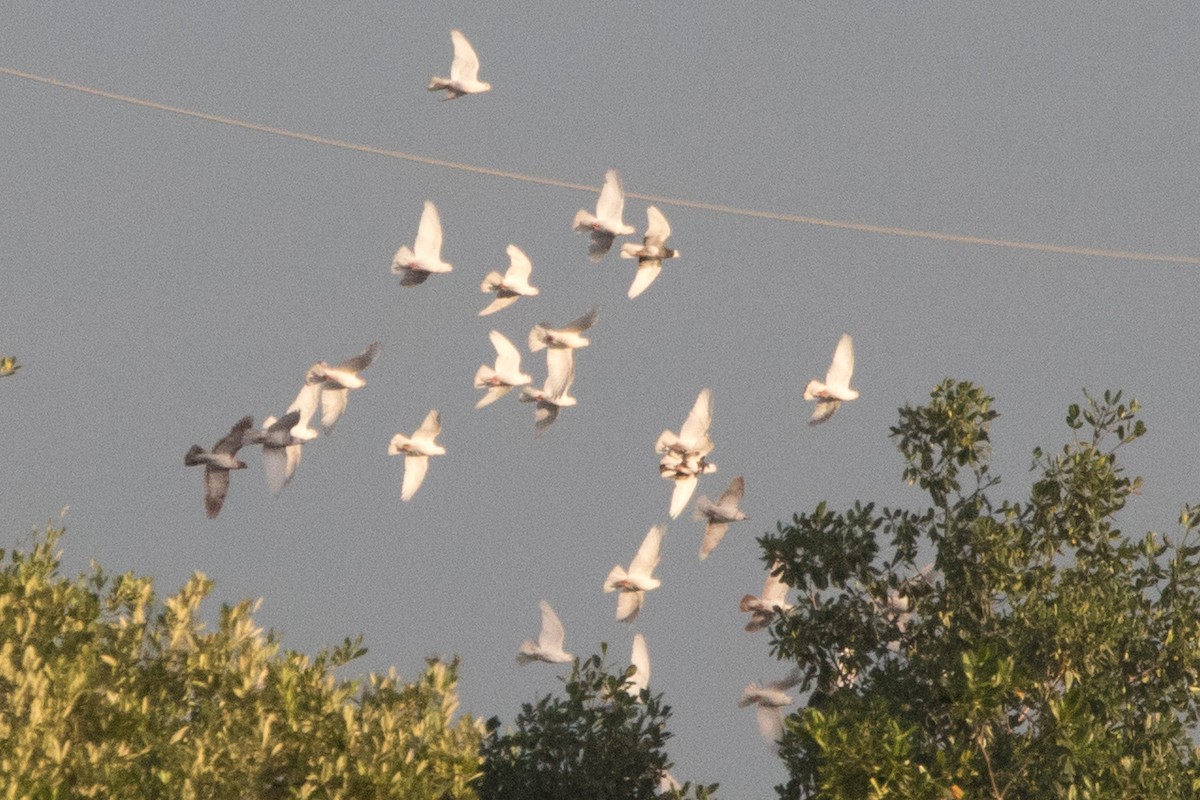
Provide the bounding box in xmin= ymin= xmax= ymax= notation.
xmin=414 ymin=201 xmax=444 ymax=261
xmin=449 ymin=29 xmax=481 ymax=82
xmin=825 ymin=333 xmax=855 ymax=390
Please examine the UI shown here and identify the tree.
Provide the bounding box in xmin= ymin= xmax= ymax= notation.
xmin=759 ymin=380 xmax=1200 ymax=799
xmin=0 ymin=525 xmax=484 ymax=799
xmin=478 ymin=647 xmax=718 ymax=800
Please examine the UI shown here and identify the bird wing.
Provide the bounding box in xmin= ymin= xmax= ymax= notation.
xmin=288 ymin=379 xmax=323 ymax=434
xmin=825 ymin=333 xmax=855 ymax=390
xmin=475 ymin=385 xmax=511 ymax=409
xmin=630 ymin=524 xmax=665 ymax=578
xmin=401 ymin=455 xmax=429 ymax=501
xmin=479 ymin=294 xmax=519 ymax=316
xmin=719 ymin=476 xmax=745 ymax=508
xmin=615 ymin=590 xmax=643 ymax=623
xmin=756 ymin=705 xmax=784 ymax=744
xmin=214 ymin=416 xmax=253 ymax=455
xmin=505 ymin=244 xmax=533 ymax=282
xmin=699 ymin=521 xmax=730 ymax=560
xmin=588 ymin=229 xmax=616 ymax=261
xmin=669 ymin=475 xmax=698 ymax=519
xmin=414 ymin=201 xmax=444 ymax=261
xmin=563 ymin=307 xmax=599 ymax=334
xmin=449 ymin=29 xmax=481 ymax=82
xmin=544 ymin=348 xmax=576 ymax=400
xmin=763 ymin=564 xmax=791 ymax=605
xmin=644 ymin=205 xmax=671 ymax=242
xmin=627 ymin=262 xmax=662 ymax=299
xmin=533 ymin=400 xmax=560 ymax=433
xmin=595 ymin=169 xmax=626 ymax=225
xmin=679 ymin=389 xmax=713 ymax=449
xmin=808 ymin=398 xmax=841 ymax=426
xmin=338 ymin=341 xmax=381 ymax=373
xmin=203 ymin=467 xmax=231 ymax=519
xmin=262 ymin=446 xmax=289 ymax=495
xmin=414 ymin=409 xmax=442 ymax=443
xmin=320 ymin=387 xmax=349 ymax=432
xmin=538 ymin=599 xmax=566 ymax=650
xmin=628 ymin=633 xmax=650 ymax=696
xmin=490 ymin=330 xmax=522 ymax=374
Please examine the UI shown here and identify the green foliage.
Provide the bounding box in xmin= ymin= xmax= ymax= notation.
xmin=477 ymin=646 xmax=717 ymax=800
xmin=761 ymin=381 xmax=1200 ymax=799
xmin=0 ymin=525 xmax=483 ymax=799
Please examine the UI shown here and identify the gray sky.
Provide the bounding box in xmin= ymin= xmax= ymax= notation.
xmin=3 ymin=4 xmax=1199 ymax=796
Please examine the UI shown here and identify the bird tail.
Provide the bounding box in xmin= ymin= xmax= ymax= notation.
xmin=184 ymin=445 xmax=206 ymax=466
xmin=528 ymin=324 xmax=549 ymax=352
xmin=473 ymin=364 xmax=496 ymax=389
xmin=738 ymin=594 xmax=761 ymax=613
xmin=572 ymin=209 xmax=597 ymax=232
xmin=802 ymin=380 xmax=825 ymax=401
xmin=427 ymin=77 xmax=450 ymax=91
xmin=480 ymin=271 xmax=504 ymax=292
xmin=603 ymin=566 xmax=627 ymax=592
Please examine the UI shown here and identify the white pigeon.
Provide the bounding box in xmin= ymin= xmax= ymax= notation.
xmin=391 ymin=201 xmax=452 ymax=286
xmin=803 ymin=333 xmax=859 ymax=425
xmin=518 ymin=342 xmax=577 ymax=433
xmin=517 ymin=600 xmax=573 ymax=665
xmin=740 ymin=561 xmax=794 ymax=632
xmin=479 ymin=244 xmax=539 ymax=316
xmin=603 ymin=525 xmax=665 ymax=623
xmin=626 ymin=633 xmax=651 ymax=699
xmin=739 ymin=669 xmax=803 ymax=746
xmin=573 ymin=169 xmax=635 ymax=261
xmin=694 ymin=475 xmax=748 ymax=559
xmin=620 ymin=205 xmax=678 ymax=299
xmin=247 ymin=410 xmax=303 ymax=495
xmin=387 ymin=409 xmax=446 ymax=501
xmin=184 ymin=416 xmax=253 ymax=519
xmin=656 ymin=389 xmax=716 ymax=519
xmin=427 ymin=29 xmax=492 ymax=100
xmin=528 ymin=307 xmax=598 ymax=353
xmin=474 ymin=330 xmax=532 ymax=409
xmin=311 ymin=342 xmax=381 ymax=433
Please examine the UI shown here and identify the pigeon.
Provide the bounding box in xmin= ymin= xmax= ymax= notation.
xmin=626 ymin=633 xmax=650 ymax=699
xmin=656 ymin=389 xmax=716 ymax=518
xmin=479 ymin=244 xmax=539 ymax=316
xmin=803 ymin=333 xmax=858 ymax=425
xmin=528 ymin=307 xmax=598 ymax=353
xmin=474 ymin=330 xmax=532 ymax=409
xmin=427 ymin=29 xmax=491 ymax=100
xmin=518 ymin=341 xmax=577 ymax=433
xmin=739 ymin=669 xmax=803 ymax=746
xmin=387 ymin=409 xmax=446 ymax=501
xmin=694 ymin=475 xmax=748 ymax=559
xmin=391 ymin=201 xmax=452 ymax=286
xmin=603 ymin=525 xmax=665 ymax=623
xmin=184 ymin=416 xmax=253 ymax=519
xmin=311 ymin=342 xmax=381 ymax=433
xmin=620 ymin=205 xmax=678 ymax=299
xmin=247 ymin=410 xmax=303 ymax=495
xmin=739 ymin=561 xmax=794 ymax=632
xmin=573 ymin=169 xmax=635 ymax=261
xmin=517 ymin=600 xmax=573 ymax=665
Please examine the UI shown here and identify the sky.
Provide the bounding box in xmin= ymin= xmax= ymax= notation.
xmin=3 ymin=4 xmax=1199 ymax=797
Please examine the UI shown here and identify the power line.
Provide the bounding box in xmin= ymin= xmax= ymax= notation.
xmin=4 ymin=65 xmax=1198 ymax=267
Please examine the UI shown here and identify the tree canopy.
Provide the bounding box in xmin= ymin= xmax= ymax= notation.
xmin=0 ymin=525 xmax=484 ymax=799
xmin=760 ymin=380 xmax=1200 ymax=799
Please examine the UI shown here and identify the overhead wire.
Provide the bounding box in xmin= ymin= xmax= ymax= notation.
xmin=3 ymin=65 xmax=1198 ymax=267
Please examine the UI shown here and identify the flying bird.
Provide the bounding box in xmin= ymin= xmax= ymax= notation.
xmin=626 ymin=633 xmax=651 ymax=699
xmin=656 ymin=388 xmax=716 ymax=519
xmin=528 ymin=307 xmax=599 ymax=353
xmin=391 ymin=201 xmax=452 ymax=286
xmin=427 ymin=29 xmax=492 ymax=100
xmin=573 ymin=169 xmax=635 ymax=261
xmin=803 ymin=333 xmax=859 ymax=425
xmin=740 ymin=561 xmax=794 ymax=632
xmin=479 ymin=244 xmax=539 ymax=316
xmin=311 ymin=342 xmax=381 ymax=433
xmin=388 ymin=409 xmax=446 ymax=501
xmin=517 ymin=600 xmax=573 ymax=665
xmin=694 ymin=475 xmax=748 ymax=559
xmin=518 ymin=340 xmax=577 ymax=433
xmin=247 ymin=410 xmax=303 ymax=495
xmin=184 ymin=416 xmax=253 ymax=519
xmin=620 ymin=205 xmax=678 ymax=299
xmin=475 ymin=330 xmax=532 ymax=409
xmin=739 ymin=669 xmax=803 ymax=746
xmin=603 ymin=525 xmax=665 ymax=623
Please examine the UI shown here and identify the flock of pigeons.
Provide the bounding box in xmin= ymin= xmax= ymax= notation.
xmin=182 ymin=28 xmax=863 ymax=757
